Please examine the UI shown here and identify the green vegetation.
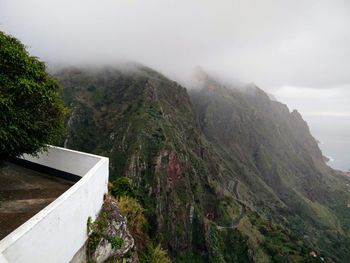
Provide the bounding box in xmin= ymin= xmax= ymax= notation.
xmin=0 ymin=31 xmax=66 ymax=163
xmin=116 ymin=196 xmax=147 ymax=248
xmin=247 ymin=212 xmax=322 ymax=263
xmin=87 ymin=213 xmax=111 ymax=252
xmin=110 ymin=177 xmax=138 ymax=198
xmin=110 ymin=179 xmax=171 ymax=262
xmin=87 ymin=212 xmax=124 ymax=255
xmin=140 ymin=244 xmax=171 ymax=263
xmin=110 ymin=236 xmax=124 ymax=249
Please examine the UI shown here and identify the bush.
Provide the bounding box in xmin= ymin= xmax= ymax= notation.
xmin=141 ymin=244 xmax=171 ymax=263
xmin=87 ymin=214 xmax=109 ymax=252
xmin=110 ymin=236 xmax=124 ymax=249
xmin=149 ymin=245 xmax=171 ymax=263
xmin=110 ymin=177 xmax=136 ymax=198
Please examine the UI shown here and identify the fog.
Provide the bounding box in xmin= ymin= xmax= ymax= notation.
xmin=1 ymin=0 xmax=350 ymax=170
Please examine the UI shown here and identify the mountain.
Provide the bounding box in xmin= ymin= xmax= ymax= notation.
xmin=56 ymin=65 xmax=246 ymax=262
xmin=54 ymin=65 xmax=350 ymax=262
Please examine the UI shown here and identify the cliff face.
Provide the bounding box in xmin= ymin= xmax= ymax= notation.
xmin=55 ymin=66 xmax=350 ymax=262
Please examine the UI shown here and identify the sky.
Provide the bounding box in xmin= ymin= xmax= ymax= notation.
xmin=1 ymin=0 xmax=349 ymax=169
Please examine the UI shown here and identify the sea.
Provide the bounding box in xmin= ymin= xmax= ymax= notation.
xmin=305 ymin=115 xmax=350 ymax=172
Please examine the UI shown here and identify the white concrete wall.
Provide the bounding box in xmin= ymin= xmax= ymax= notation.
xmin=22 ymin=146 xmax=101 ymax=177
xmin=0 ymin=146 xmax=109 ymax=263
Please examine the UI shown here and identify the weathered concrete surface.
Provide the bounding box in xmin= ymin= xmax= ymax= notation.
xmin=0 ymin=162 xmax=74 ymax=240
xmin=70 ymin=243 xmax=87 ymax=263
xmin=0 ymin=146 xmax=109 ymax=263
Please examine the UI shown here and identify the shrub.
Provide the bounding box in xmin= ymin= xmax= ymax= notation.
xmin=110 ymin=177 xmax=135 ymax=198
xmin=87 ymin=213 xmax=123 ymax=252
xmin=110 ymin=235 xmax=124 ymax=249
xmin=87 ymin=213 xmax=109 ymax=252
xmin=150 ymin=245 xmax=171 ymax=263
xmin=141 ymin=244 xmax=171 ymax=263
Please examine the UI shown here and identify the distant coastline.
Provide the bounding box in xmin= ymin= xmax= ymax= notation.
xmin=325 ymin=155 xmax=335 ymax=163
xmin=306 ymin=115 xmax=350 ymax=173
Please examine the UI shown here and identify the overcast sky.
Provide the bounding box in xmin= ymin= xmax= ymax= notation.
xmin=1 ymin=0 xmax=349 ymax=147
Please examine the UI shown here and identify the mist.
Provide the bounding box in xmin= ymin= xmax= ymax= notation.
xmin=1 ymin=0 xmax=350 ymax=170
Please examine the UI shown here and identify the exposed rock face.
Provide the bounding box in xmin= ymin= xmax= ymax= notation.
xmin=166 ymin=151 xmax=182 ymax=185
xmin=88 ymin=197 xmax=138 ymax=263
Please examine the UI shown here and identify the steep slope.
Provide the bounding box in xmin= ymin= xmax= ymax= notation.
xmin=189 ymin=76 xmax=350 ymax=261
xmin=54 ymin=65 xmax=349 ymax=262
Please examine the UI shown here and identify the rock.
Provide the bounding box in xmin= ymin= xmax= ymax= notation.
xmin=88 ymin=196 xmax=138 ymax=263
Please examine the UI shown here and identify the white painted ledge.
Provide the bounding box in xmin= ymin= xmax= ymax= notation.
xmin=0 ymin=146 xmax=109 ymax=263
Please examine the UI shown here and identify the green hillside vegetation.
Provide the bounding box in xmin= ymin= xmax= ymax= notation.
xmin=111 ymin=178 xmax=171 ymax=263
xmin=55 ymin=65 xmax=350 ymax=262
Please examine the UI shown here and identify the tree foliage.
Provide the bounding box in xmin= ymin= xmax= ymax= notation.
xmin=0 ymin=31 xmax=66 ymax=163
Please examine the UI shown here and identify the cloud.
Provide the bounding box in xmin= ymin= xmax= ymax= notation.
xmin=305 ymin=112 xmax=350 ymax=117
xmin=1 ymin=0 xmax=350 ymax=89
xmin=1 ymin=0 xmax=349 ymax=167
xmin=273 ymin=84 xmax=350 ymax=118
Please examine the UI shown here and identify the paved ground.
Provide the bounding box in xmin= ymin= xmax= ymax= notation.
xmin=0 ymin=162 xmax=74 ymax=240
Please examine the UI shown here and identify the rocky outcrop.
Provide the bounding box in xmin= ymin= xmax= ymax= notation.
xmin=87 ymin=197 xmax=138 ymax=263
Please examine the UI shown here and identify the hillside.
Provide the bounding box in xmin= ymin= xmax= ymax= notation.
xmin=189 ymin=75 xmax=350 ymax=261
xmin=54 ymin=65 xmax=350 ymax=262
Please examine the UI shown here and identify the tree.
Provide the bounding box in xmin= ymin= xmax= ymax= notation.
xmin=0 ymin=31 xmax=66 ymax=163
